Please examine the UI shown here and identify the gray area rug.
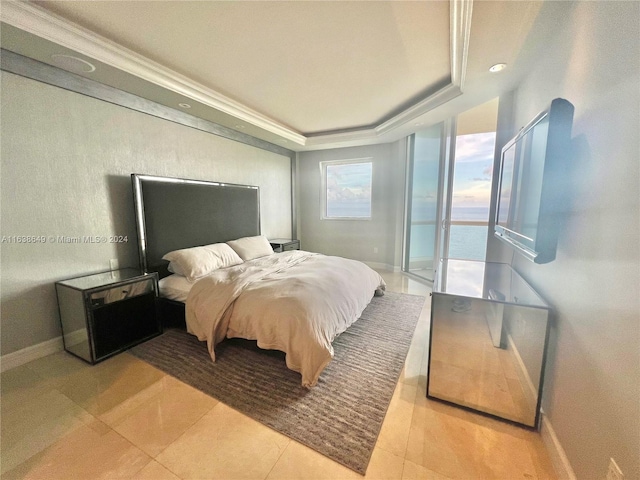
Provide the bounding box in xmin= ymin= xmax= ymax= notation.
xmin=130 ymin=291 xmax=425 ymax=474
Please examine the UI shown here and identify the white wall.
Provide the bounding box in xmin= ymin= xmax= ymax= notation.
xmin=297 ymin=142 xmax=406 ymax=269
xmin=487 ymin=2 xmax=639 ymax=478
xmin=0 ymin=72 xmax=292 ymax=355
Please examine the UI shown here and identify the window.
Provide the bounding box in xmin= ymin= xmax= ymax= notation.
xmin=448 ymin=130 xmax=496 ymax=261
xmin=320 ymin=159 xmax=372 ymax=219
xmin=403 ymin=97 xmax=499 ymax=278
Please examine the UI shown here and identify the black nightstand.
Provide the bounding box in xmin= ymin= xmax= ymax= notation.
xmin=269 ymin=238 xmax=300 ymax=253
xmin=55 ymin=268 xmax=160 ymax=364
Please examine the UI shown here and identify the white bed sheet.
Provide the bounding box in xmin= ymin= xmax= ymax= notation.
xmin=186 ymin=250 xmax=386 ymax=387
xmin=158 ymin=274 xmax=192 ymax=302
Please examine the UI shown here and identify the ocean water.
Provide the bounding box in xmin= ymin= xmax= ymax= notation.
xmin=326 ymin=201 xmax=370 ymax=218
xmin=409 ymin=202 xmax=489 ymax=222
xmin=409 ymin=224 xmax=488 ymax=261
xmin=447 ymin=225 xmax=489 ymax=261
xmin=407 ymin=203 xmax=490 ymax=261
xmin=450 ymin=206 xmax=490 ymax=222
xmin=328 ymin=200 xmax=489 ymax=261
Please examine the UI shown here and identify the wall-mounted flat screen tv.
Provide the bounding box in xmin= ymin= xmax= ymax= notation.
xmin=494 ymin=98 xmax=574 ymax=264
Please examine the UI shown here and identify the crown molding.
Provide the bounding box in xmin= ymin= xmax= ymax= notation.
xmin=0 ymin=0 xmax=307 ymax=146
xmin=304 ymin=127 xmax=379 ymax=150
xmin=451 ymin=0 xmax=474 ymax=89
xmin=308 ymin=0 xmax=472 ymax=148
xmin=1 ymin=0 xmax=473 ymax=150
xmin=0 ymin=49 xmax=295 ymax=157
xmin=376 ymin=0 xmax=473 ymax=134
xmin=375 ymin=83 xmax=462 ymax=136
xmin=304 ymin=83 xmax=463 ymax=149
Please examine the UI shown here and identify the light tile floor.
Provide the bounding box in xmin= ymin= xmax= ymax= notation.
xmin=1 ymin=271 xmax=557 ymax=479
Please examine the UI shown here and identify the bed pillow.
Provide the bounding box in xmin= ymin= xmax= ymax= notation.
xmin=226 ymin=235 xmax=274 ymax=261
xmin=162 ymin=243 xmax=243 ymax=282
xmin=158 ymin=274 xmax=192 ymax=302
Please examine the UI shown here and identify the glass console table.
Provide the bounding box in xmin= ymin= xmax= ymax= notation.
xmin=427 ymin=259 xmax=551 ymax=428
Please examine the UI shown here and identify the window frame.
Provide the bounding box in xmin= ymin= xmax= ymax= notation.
xmin=319 ymin=158 xmax=373 ymax=221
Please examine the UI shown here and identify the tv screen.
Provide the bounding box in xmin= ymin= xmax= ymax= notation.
xmin=494 ymin=98 xmax=574 ymax=263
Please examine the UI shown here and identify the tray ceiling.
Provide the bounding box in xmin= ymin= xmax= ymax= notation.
xmin=0 ymin=0 xmax=552 ymax=150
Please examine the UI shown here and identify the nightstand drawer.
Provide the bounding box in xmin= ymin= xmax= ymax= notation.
xmin=283 ymin=242 xmax=299 ymax=251
xmin=90 ymin=278 xmax=154 ymax=306
xmin=269 ymin=239 xmax=300 ymax=253
xmin=56 ymin=268 xmax=160 ymax=364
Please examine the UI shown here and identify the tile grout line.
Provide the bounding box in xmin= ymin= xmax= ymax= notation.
xmin=261 ymin=437 xmax=293 ymax=480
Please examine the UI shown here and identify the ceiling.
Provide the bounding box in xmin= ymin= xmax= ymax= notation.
xmin=0 ymin=1 xmax=564 ymax=151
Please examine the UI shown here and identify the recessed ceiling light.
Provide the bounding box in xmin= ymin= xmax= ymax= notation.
xmin=51 ymin=54 xmax=96 ymax=73
xmin=178 ymin=103 xmax=191 ymax=109
xmin=489 ymin=63 xmax=507 ymax=73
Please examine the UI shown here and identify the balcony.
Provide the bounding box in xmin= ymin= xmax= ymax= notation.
xmin=407 ymin=220 xmax=489 ymax=277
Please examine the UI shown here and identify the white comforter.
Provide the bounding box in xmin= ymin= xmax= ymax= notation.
xmin=185 ymin=250 xmax=386 ymax=387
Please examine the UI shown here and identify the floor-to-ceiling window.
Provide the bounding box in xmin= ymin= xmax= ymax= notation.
xmin=448 ymin=132 xmax=496 ymax=260
xmin=404 ymin=123 xmax=443 ymax=282
xmin=404 ymin=99 xmax=498 ymax=277
xmin=448 ymin=99 xmax=498 ymax=261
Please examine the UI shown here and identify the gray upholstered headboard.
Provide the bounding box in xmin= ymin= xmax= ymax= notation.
xmin=132 ymin=174 xmax=260 ymax=278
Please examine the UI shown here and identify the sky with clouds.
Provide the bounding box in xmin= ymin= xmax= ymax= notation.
xmin=324 ymin=131 xmax=496 ymax=220
xmin=326 ymin=162 xmax=372 ymax=201
xmin=451 ymin=131 xmax=496 ymax=216
xmin=325 ymin=161 xmax=372 ymax=217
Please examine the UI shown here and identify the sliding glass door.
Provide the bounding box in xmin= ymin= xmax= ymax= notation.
xmin=404 ymin=98 xmax=499 ymax=280
xmin=404 ymin=123 xmax=444 ymax=282
xmin=447 ymin=99 xmax=499 ymax=261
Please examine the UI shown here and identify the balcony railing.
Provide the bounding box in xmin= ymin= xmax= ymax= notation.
xmin=408 ymin=219 xmax=489 ymax=227
xmin=407 ymin=220 xmax=489 ymax=263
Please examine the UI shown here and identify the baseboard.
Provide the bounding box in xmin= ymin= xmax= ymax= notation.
xmin=506 ymin=333 xmax=538 ymax=413
xmin=364 ymin=261 xmax=400 ymax=272
xmin=0 ymin=336 xmax=64 ymax=373
xmin=500 ymin=334 xmax=577 ymax=480
xmin=505 ymin=335 xmax=576 ymax=480
xmin=64 ymin=328 xmax=88 ymax=347
xmin=540 ymin=412 xmax=577 ymax=480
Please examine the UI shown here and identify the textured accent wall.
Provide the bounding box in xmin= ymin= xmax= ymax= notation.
xmin=0 ymin=72 xmax=292 ymax=355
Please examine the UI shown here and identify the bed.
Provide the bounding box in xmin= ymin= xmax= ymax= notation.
xmin=132 ymin=174 xmax=385 ymax=387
